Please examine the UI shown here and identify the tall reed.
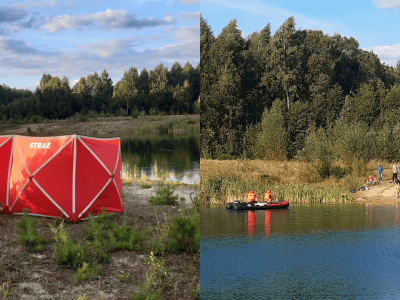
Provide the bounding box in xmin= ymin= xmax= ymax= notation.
xmin=201 ymin=173 xmax=353 ymax=204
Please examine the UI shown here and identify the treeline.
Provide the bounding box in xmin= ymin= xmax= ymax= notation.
xmin=201 ymin=15 xmax=400 ymax=166
xmin=0 ymin=62 xmax=200 ymax=121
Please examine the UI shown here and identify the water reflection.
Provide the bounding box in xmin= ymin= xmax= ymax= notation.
xmin=201 ymin=203 xmax=400 ymax=299
xmin=119 ymin=132 xmax=199 ymax=184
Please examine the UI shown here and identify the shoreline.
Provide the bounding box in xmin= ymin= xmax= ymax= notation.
xmin=0 ymin=114 xmax=199 ymax=136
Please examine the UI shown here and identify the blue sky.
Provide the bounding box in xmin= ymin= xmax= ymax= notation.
xmin=0 ymin=0 xmax=199 ymax=90
xmin=201 ymin=0 xmax=400 ymax=67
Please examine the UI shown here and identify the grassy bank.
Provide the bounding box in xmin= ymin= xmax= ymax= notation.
xmin=0 ymin=114 xmax=199 ymax=136
xmin=200 ymin=159 xmax=394 ymax=204
xmin=201 ymin=173 xmax=352 ymax=204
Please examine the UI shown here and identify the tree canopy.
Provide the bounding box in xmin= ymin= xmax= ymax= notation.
xmin=201 ymin=15 xmax=400 ymax=164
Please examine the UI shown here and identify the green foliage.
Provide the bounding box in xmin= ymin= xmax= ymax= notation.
xmin=139 ymin=182 xmax=153 ymax=189
xmin=150 ymin=212 xmax=169 ymax=256
xmin=16 ymin=210 xmax=47 ymax=252
xmin=83 ymin=209 xmax=114 ymax=240
xmin=216 ymin=153 xmax=233 ymax=160
xmin=55 ymin=239 xmax=88 ymax=266
xmin=343 ymin=174 xmax=363 ymax=191
xmin=255 ymin=101 xmax=288 ymax=160
xmin=73 ymin=262 xmax=102 ymax=281
xmin=130 ymin=252 xmax=166 ymax=300
xmin=167 ymin=211 xmax=200 ymax=254
xmin=149 ymin=184 xmax=179 ymax=205
xmin=118 ymin=274 xmax=131 ymax=283
xmin=200 ymin=15 xmax=400 ymax=161
xmin=331 ymin=166 xmax=351 ymax=179
xmin=109 ymin=220 xmax=146 ymax=251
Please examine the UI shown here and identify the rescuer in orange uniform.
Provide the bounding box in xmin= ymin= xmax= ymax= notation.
xmin=264 ymin=190 xmax=273 ymax=202
xmin=246 ymin=190 xmax=258 ymax=203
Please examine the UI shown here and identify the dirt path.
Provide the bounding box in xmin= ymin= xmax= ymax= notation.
xmin=353 ymin=181 xmax=400 ymax=202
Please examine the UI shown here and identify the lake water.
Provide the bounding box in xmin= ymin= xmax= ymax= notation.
xmin=119 ymin=132 xmax=199 ymax=184
xmin=201 ymin=202 xmax=400 ymax=299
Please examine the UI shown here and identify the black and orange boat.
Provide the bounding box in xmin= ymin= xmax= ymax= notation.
xmin=226 ymin=200 xmax=289 ymax=210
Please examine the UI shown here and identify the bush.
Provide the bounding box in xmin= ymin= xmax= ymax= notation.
xmin=217 ymin=153 xmax=233 ymax=160
xmin=149 ymin=184 xmax=179 ymax=205
xmin=73 ymin=262 xmax=102 ymax=281
xmin=83 ymin=209 xmax=114 ymax=240
xmin=16 ymin=210 xmax=47 ymax=252
xmin=109 ymin=220 xmax=146 ymax=251
xmin=55 ymin=239 xmax=88 ymax=266
xmin=331 ymin=166 xmax=351 ymax=179
xmin=167 ymin=212 xmax=200 ymax=253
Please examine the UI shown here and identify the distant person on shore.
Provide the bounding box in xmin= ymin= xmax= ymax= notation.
xmin=393 ymin=163 xmax=399 ymax=183
xmin=367 ymin=175 xmax=375 ymax=185
xmin=246 ymin=190 xmax=258 ymax=203
xmin=264 ymin=190 xmax=273 ymax=202
xmin=377 ymin=164 xmax=384 ymax=183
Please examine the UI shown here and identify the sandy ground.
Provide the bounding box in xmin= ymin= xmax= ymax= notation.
xmin=0 ymin=184 xmax=199 ymax=300
xmin=352 ymin=180 xmax=400 ymax=203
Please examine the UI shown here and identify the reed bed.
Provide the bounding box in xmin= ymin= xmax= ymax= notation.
xmin=201 ymin=174 xmax=353 ymax=204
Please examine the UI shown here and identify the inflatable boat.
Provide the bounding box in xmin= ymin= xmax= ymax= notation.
xmin=226 ymin=200 xmax=289 ymax=210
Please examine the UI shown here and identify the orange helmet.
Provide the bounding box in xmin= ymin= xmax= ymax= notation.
xmin=267 ymin=190 xmax=272 ymax=194
xmin=250 ymin=190 xmax=255 ymax=194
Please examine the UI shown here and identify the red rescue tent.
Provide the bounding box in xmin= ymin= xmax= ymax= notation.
xmin=0 ymin=135 xmax=123 ymax=222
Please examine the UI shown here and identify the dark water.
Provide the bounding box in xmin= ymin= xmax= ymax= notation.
xmin=201 ymin=203 xmax=400 ymax=299
xmin=119 ymin=132 xmax=199 ymax=184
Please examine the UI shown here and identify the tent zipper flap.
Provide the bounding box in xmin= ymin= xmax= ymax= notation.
xmin=113 ymin=139 xmax=121 ymax=175
xmin=33 ymin=179 xmax=70 ymax=218
xmin=78 ymin=137 xmax=111 ymax=175
xmin=6 ymin=137 xmax=14 ymax=206
xmin=113 ymin=178 xmax=123 ymax=208
xmin=78 ymin=178 xmax=112 ymax=218
xmin=73 ymin=135 xmax=76 ymax=214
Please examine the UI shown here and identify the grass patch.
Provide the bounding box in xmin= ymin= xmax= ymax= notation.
xmin=118 ymin=274 xmax=131 ymax=283
xmin=139 ymin=182 xmax=153 ymax=189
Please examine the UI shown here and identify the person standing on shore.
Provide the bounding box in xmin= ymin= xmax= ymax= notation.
xmin=393 ymin=163 xmax=398 ymax=183
xmin=377 ymin=163 xmax=384 ymax=183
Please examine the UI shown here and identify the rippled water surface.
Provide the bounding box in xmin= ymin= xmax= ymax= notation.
xmin=201 ymin=203 xmax=400 ymax=299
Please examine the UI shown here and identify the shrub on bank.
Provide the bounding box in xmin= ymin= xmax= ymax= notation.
xmin=167 ymin=211 xmax=200 ymax=254
xmin=16 ymin=210 xmax=48 ymax=252
xmin=149 ymin=184 xmax=179 ymax=205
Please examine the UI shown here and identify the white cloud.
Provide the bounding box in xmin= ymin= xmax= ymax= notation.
xmin=180 ymin=0 xmax=200 ymax=4
xmin=0 ymin=34 xmax=198 ymax=86
xmin=364 ymin=44 xmax=400 ymax=66
xmin=373 ymin=0 xmax=400 ymax=9
xmin=36 ymin=9 xmax=175 ymax=33
xmin=173 ymin=25 xmax=199 ymax=40
xmin=12 ymin=0 xmax=56 ymax=10
xmin=169 ymin=11 xmax=200 ymax=20
xmin=81 ymin=35 xmax=162 ymax=58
